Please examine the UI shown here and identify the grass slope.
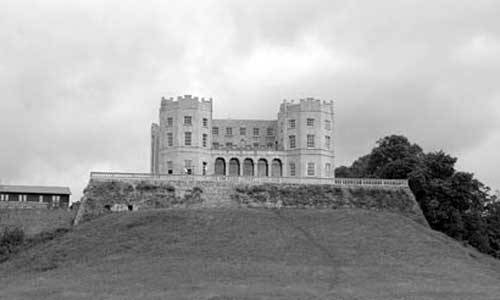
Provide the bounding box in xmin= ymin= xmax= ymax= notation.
xmin=0 ymin=209 xmax=75 ymax=236
xmin=1 ymin=208 xmax=499 ymax=300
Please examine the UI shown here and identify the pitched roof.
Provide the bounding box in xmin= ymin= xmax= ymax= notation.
xmin=0 ymin=185 xmax=71 ymax=195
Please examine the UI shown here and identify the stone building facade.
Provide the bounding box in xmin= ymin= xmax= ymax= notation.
xmin=150 ymin=95 xmax=335 ymax=178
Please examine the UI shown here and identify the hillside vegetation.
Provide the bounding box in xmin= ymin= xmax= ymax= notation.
xmin=336 ymin=135 xmax=500 ymax=258
xmin=0 ymin=209 xmax=75 ymax=236
xmin=1 ymin=208 xmax=499 ymax=299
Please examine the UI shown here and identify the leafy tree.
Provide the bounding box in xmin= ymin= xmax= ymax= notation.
xmin=336 ymin=134 xmax=497 ymax=257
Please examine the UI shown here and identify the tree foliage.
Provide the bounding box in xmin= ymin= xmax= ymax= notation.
xmin=336 ymin=134 xmax=500 ymax=258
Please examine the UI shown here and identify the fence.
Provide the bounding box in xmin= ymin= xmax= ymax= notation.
xmin=89 ymin=171 xmax=409 ymax=187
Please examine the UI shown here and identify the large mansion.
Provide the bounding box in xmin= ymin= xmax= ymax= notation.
xmin=150 ymin=95 xmax=335 ymax=178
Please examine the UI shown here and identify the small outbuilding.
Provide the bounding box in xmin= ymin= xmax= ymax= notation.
xmin=0 ymin=185 xmax=71 ymax=209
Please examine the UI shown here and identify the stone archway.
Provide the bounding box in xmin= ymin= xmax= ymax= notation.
xmin=257 ymin=158 xmax=268 ymax=177
xmin=229 ymin=158 xmax=240 ymax=176
xmin=271 ymin=159 xmax=283 ymax=177
xmin=215 ymin=157 xmax=226 ymax=176
xmin=243 ymin=158 xmax=254 ymax=176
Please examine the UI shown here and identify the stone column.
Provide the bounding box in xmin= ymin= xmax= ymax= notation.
xmin=225 ymin=158 xmax=229 ymax=176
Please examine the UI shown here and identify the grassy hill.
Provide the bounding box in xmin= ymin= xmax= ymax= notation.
xmin=0 ymin=209 xmax=75 ymax=236
xmin=1 ymin=208 xmax=500 ymax=299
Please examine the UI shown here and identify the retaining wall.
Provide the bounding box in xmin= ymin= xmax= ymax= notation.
xmin=75 ymin=178 xmax=428 ymax=226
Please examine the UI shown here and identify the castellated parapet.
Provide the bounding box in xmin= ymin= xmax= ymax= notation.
xmin=151 ymin=95 xmax=335 ymax=179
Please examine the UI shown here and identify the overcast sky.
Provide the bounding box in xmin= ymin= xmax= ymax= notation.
xmin=1 ymin=0 xmax=500 ymax=201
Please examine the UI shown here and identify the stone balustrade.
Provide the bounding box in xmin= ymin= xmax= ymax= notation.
xmin=89 ymin=171 xmax=409 ymax=187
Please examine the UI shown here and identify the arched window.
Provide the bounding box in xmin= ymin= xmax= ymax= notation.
xmin=229 ymin=158 xmax=240 ymax=176
xmin=215 ymin=158 xmax=226 ymax=176
xmin=257 ymin=159 xmax=268 ymax=177
xmin=243 ymin=158 xmax=254 ymax=176
xmin=271 ymin=159 xmax=283 ymax=177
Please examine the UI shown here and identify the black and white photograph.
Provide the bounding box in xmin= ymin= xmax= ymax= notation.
xmin=1 ymin=1 xmax=500 ymax=299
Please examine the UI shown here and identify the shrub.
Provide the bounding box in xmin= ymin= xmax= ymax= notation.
xmin=0 ymin=227 xmax=25 ymax=261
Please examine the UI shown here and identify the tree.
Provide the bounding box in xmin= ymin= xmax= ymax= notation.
xmin=335 ymin=134 xmax=495 ymax=258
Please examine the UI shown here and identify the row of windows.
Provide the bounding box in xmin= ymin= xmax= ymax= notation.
xmin=288 ymin=135 xmax=332 ymax=149
xmin=167 ymin=133 xmax=330 ymax=149
xmin=213 ymin=127 xmax=274 ymax=137
xmin=166 ymin=132 xmax=208 ymax=147
xmin=166 ymin=161 xmax=208 ymax=175
xmin=213 ymin=142 xmax=275 ymax=149
xmin=163 ymin=161 xmax=331 ymax=177
xmin=288 ymin=162 xmax=332 ymax=177
xmin=166 ymin=117 xmax=331 ymax=131
xmin=166 ymin=116 xmax=209 ymax=127
xmin=288 ymin=118 xmax=332 ymax=130
xmin=0 ymin=194 xmax=61 ymax=203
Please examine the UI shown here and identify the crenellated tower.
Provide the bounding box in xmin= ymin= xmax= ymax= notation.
xmin=277 ymin=98 xmax=335 ymax=177
xmin=152 ymin=95 xmax=213 ymax=175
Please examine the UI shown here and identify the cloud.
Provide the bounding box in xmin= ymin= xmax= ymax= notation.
xmin=1 ymin=0 xmax=500 ymax=200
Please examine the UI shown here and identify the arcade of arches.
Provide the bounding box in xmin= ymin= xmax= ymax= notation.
xmin=214 ymin=157 xmax=283 ymax=177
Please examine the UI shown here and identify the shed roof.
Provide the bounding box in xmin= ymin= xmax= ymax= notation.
xmin=0 ymin=185 xmax=71 ymax=195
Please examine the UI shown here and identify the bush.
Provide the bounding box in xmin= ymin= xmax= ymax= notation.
xmin=0 ymin=227 xmax=25 ymax=261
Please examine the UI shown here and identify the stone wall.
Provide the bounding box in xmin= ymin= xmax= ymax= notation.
xmin=75 ymin=178 xmax=428 ymax=227
xmin=0 ymin=201 xmax=49 ymax=209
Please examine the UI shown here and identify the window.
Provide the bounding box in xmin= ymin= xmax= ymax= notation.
xmin=167 ymin=132 xmax=173 ymax=147
xmin=240 ymin=127 xmax=246 ymax=135
xmin=184 ymin=116 xmax=192 ymax=125
xmin=267 ymin=142 xmax=273 ymax=149
xmin=307 ymin=118 xmax=314 ymax=126
xmin=202 ymin=134 xmax=208 ymax=147
xmin=202 ymin=118 xmax=208 ymax=127
xmin=184 ymin=132 xmax=192 ymax=146
xmin=289 ymin=119 xmax=296 ymax=128
xmin=212 ymin=127 xmax=219 ymax=135
xmin=0 ymin=194 xmax=6 ymax=201
xmin=202 ymin=162 xmax=207 ymax=175
xmin=325 ymin=136 xmax=331 ymax=149
xmin=184 ymin=160 xmax=193 ymax=174
xmin=307 ymin=134 xmax=315 ymax=147
xmin=289 ymin=135 xmax=296 ymax=149
xmin=325 ymin=120 xmax=331 ymax=130
xmin=326 ymin=163 xmax=332 ymax=177
xmin=52 ymin=195 xmax=60 ymax=207
xmin=253 ymin=142 xmax=259 ymax=148
xmin=289 ymin=163 xmax=296 ymax=176
xmin=226 ymin=127 xmax=232 ymax=136
xmin=225 ymin=142 xmax=233 ymax=148
xmin=167 ymin=161 xmax=173 ymax=174
xmin=267 ymin=127 xmax=273 ymax=136
xmin=18 ymin=194 xmax=27 ymax=202
xmin=307 ymin=162 xmax=315 ymax=176
xmin=212 ymin=142 xmax=219 ymax=149
xmin=253 ymin=128 xmax=259 ymax=136
xmin=167 ymin=117 xmax=173 ymax=127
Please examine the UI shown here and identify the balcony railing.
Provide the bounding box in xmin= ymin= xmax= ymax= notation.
xmin=90 ymin=172 xmax=409 ymax=187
